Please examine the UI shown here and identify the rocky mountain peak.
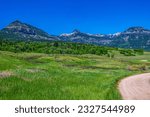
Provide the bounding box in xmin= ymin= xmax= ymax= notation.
xmin=1 ymin=20 xmax=57 ymax=40
xmin=3 ymin=20 xmax=31 ymax=32
xmin=72 ymin=29 xmax=81 ymax=34
xmin=124 ymin=26 xmax=150 ymax=33
xmin=11 ymin=20 xmax=22 ymax=25
xmin=6 ymin=20 xmax=26 ymax=29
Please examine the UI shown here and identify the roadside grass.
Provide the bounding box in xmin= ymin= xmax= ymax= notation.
xmin=0 ymin=51 xmax=150 ymax=100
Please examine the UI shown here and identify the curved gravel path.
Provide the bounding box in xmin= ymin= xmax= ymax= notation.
xmin=119 ymin=73 xmax=150 ymax=100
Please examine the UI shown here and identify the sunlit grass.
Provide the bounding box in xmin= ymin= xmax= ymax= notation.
xmin=0 ymin=51 xmax=150 ymax=100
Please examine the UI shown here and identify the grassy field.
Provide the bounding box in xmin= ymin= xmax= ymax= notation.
xmin=0 ymin=51 xmax=150 ymax=100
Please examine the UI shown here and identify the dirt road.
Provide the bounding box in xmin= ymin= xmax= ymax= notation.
xmin=119 ymin=73 xmax=150 ymax=100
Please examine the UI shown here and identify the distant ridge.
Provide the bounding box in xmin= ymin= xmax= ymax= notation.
xmin=0 ymin=20 xmax=150 ymax=50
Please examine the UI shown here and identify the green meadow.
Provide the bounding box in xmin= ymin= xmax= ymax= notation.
xmin=0 ymin=51 xmax=150 ymax=100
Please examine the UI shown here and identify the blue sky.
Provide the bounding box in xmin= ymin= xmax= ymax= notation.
xmin=0 ymin=0 xmax=150 ymax=35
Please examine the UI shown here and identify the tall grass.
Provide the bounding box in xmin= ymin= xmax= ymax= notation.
xmin=0 ymin=51 xmax=150 ymax=100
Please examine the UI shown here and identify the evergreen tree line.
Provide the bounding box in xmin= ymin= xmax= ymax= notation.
xmin=0 ymin=39 xmax=144 ymax=57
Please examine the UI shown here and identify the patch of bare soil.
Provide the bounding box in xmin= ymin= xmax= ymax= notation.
xmin=0 ymin=71 xmax=12 ymax=78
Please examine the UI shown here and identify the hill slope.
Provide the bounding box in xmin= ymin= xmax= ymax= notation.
xmin=0 ymin=20 xmax=59 ymax=41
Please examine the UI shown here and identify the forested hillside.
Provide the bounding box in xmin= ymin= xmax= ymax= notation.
xmin=0 ymin=39 xmax=143 ymax=57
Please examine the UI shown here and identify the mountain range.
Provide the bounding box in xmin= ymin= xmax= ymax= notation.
xmin=0 ymin=20 xmax=150 ymax=50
